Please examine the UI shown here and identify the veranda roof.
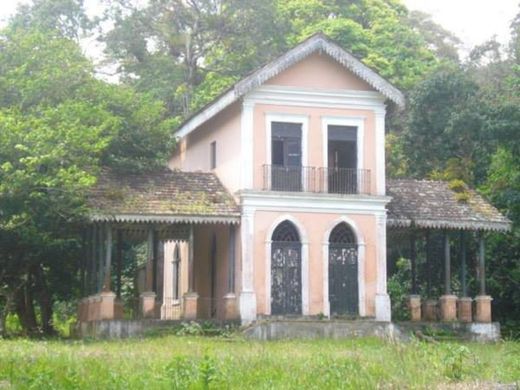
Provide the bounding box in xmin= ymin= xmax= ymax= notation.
xmin=88 ymin=168 xmax=240 ymax=225
xmin=386 ymin=179 xmax=511 ymax=232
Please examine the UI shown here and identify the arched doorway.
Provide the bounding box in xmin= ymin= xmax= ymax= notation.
xmin=329 ymin=222 xmax=358 ymax=316
xmin=271 ymin=221 xmax=302 ymax=315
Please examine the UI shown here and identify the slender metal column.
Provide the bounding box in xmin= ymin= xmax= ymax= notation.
xmin=188 ymin=225 xmax=195 ymax=293
xmin=410 ymin=230 xmax=417 ymax=294
xmin=444 ymin=230 xmax=451 ymax=295
xmin=116 ymin=230 xmax=123 ymax=299
xmin=425 ymin=230 xmax=431 ymax=297
xmin=459 ymin=230 xmax=467 ymax=296
xmin=97 ymin=224 xmax=104 ymax=293
xmin=91 ymin=224 xmax=97 ymax=294
xmin=478 ymin=232 xmax=486 ymax=295
xmin=227 ymin=225 xmax=236 ymax=293
xmin=152 ymin=230 xmax=158 ymax=295
xmin=146 ymin=227 xmax=154 ymax=291
xmin=103 ymin=225 xmax=112 ymax=291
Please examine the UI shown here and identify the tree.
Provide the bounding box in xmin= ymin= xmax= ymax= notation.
xmin=0 ymin=26 xmax=174 ymax=335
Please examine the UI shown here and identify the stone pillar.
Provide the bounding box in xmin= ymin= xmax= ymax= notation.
xmin=183 ymin=292 xmax=199 ymax=320
xmin=457 ymin=297 xmax=472 ymax=323
xmin=102 ymin=225 xmax=112 ymax=291
xmin=474 ymin=295 xmax=492 ymax=323
xmin=422 ymin=299 xmax=438 ymax=321
xmin=99 ymin=291 xmax=116 ymax=320
xmin=407 ymin=295 xmax=421 ymax=322
xmin=375 ymin=213 xmax=391 ymax=321
xmin=439 ymin=295 xmax=458 ymax=321
xmin=140 ymin=291 xmax=157 ymax=319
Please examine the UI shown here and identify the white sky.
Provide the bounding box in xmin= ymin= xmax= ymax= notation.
xmin=0 ymin=0 xmax=518 ymax=52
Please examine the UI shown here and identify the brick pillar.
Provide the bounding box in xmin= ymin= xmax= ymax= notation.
xmin=407 ymin=295 xmax=421 ymax=322
xmin=223 ymin=293 xmax=238 ymax=320
xmin=439 ymin=295 xmax=458 ymax=321
xmin=99 ymin=291 xmax=116 ymax=320
xmin=140 ymin=292 xmax=157 ymax=319
xmin=183 ymin=292 xmax=199 ymax=320
xmin=422 ymin=299 xmax=438 ymax=321
xmin=457 ymin=297 xmax=472 ymax=323
xmin=474 ymin=295 xmax=492 ymax=323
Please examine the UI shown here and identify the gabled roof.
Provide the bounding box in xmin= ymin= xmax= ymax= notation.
xmin=176 ymin=33 xmax=405 ymax=138
xmin=88 ymin=168 xmax=240 ymax=225
xmin=386 ymin=179 xmax=511 ymax=232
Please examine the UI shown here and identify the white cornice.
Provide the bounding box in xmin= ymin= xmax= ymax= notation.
xmin=239 ymin=190 xmax=390 ymax=214
xmin=245 ymin=85 xmax=387 ymax=111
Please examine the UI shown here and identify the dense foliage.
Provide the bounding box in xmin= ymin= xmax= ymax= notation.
xmin=0 ymin=0 xmax=518 ymax=336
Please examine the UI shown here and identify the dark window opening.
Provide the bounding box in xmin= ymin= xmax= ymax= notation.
xmin=210 ymin=141 xmax=216 ymax=169
xmin=271 ymin=122 xmax=302 ymax=191
xmin=327 ymin=125 xmax=357 ymax=194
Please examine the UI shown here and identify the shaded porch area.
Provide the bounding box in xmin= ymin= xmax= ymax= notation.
xmin=77 ymin=168 xmax=240 ymax=324
xmin=386 ymin=179 xmax=511 ymax=324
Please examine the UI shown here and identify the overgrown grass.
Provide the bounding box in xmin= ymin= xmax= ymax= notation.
xmin=0 ymin=335 xmax=518 ymax=389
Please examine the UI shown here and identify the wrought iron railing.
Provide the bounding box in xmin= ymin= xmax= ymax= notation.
xmin=263 ymin=165 xmax=371 ymax=195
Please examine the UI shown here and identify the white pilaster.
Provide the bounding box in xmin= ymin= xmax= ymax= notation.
xmin=375 ymin=108 xmax=386 ymax=196
xmin=375 ymin=212 xmax=391 ymax=321
xmin=241 ymin=100 xmax=255 ymax=190
xmin=239 ymin=207 xmax=257 ymax=324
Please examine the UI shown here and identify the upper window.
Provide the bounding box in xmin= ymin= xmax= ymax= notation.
xmin=210 ymin=141 xmax=216 ymax=169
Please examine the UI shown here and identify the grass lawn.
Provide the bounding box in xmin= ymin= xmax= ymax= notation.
xmin=0 ymin=334 xmax=518 ymax=389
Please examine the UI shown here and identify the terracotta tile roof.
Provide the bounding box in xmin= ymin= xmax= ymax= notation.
xmin=386 ymin=179 xmax=511 ymax=232
xmin=88 ymin=168 xmax=240 ymax=224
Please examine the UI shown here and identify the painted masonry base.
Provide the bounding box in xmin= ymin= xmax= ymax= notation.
xmin=407 ymin=295 xmax=421 ymax=322
xmin=439 ymin=295 xmax=458 ymax=322
xmin=457 ymin=297 xmax=473 ymax=323
xmin=140 ymin=292 xmax=156 ymax=319
xmin=183 ymin=292 xmax=199 ymax=320
xmin=475 ymin=295 xmax=493 ymax=323
xmin=375 ymin=293 xmax=392 ymax=322
xmin=239 ymin=290 xmax=257 ymax=325
xmin=223 ymin=293 xmax=239 ymax=320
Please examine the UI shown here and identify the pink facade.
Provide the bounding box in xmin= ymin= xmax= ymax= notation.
xmin=162 ymin=34 xmax=404 ymax=324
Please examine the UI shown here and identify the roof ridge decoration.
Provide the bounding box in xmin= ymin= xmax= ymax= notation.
xmin=176 ymin=33 xmax=405 ymax=138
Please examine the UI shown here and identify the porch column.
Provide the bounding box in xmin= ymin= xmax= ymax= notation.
xmin=422 ymin=230 xmax=438 ymax=321
xmin=407 ymin=230 xmax=421 ymax=321
xmin=375 ymin=213 xmax=391 ymax=322
xmin=140 ymin=227 xmax=157 ymax=318
xmin=440 ymin=230 xmax=457 ymax=321
xmin=223 ymin=225 xmax=238 ymax=320
xmin=115 ymin=229 xmax=123 ymax=299
xmin=90 ymin=224 xmax=97 ymax=295
xmin=102 ymin=224 xmax=112 ymax=291
xmin=239 ymin=208 xmax=257 ymax=324
xmin=457 ymin=230 xmax=472 ymax=322
xmin=97 ymin=224 xmax=104 ymax=293
xmin=183 ymin=225 xmax=199 ymax=320
xmin=475 ymin=232 xmax=492 ymax=322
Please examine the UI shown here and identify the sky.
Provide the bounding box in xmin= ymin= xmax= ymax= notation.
xmin=0 ymin=0 xmax=518 ymax=54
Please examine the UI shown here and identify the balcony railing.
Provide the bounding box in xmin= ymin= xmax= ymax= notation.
xmin=262 ymin=165 xmax=371 ymax=195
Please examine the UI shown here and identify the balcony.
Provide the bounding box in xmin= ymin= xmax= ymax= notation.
xmin=262 ymin=165 xmax=371 ymax=195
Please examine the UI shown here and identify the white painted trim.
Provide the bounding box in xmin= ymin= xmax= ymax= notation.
xmin=375 ymin=212 xmax=391 ymax=321
xmin=248 ymin=85 xmax=387 ymax=112
xmin=239 ymin=207 xmax=257 ymax=323
xmin=241 ymin=101 xmax=255 ymax=190
xmin=240 ymin=190 xmax=390 ymax=215
xmin=265 ymin=113 xmax=310 ymax=190
xmin=375 ymin=109 xmax=386 ymax=196
xmin=322 ymin=217 xmax=366 ymax=318
xmin=264 ymin=214 xmax=310 ymax=316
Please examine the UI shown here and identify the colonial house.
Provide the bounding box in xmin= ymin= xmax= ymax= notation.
xmin=77 ymin=34 xmax=510 ymax=336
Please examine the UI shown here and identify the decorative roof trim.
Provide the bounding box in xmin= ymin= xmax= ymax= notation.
xmin=89 ymin=213 xmax=240 ymax=225
xmin=387 ymin=218 xmax=511 ymax=232
xmin=175 ymin=33 xmax=404 ymax=139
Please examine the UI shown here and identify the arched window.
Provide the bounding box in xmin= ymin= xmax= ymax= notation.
xmin=329 ymin=222 xmax=356 ymax=245
xmin=272 ymin=220 xmax=300 ymax=242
